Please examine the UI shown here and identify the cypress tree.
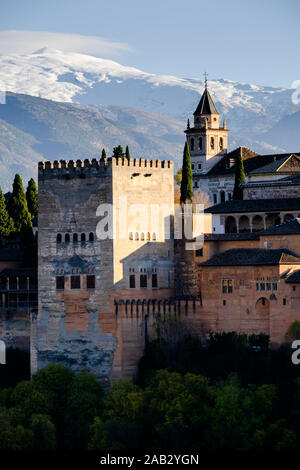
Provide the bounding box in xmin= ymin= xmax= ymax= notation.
xmin=7 ymin=174 xmax=32 ymax=233
xmin=26 ymin=178 xmax=38 ymax=219
xmin=125 ymin=145 xmax=131 ymax=161
xmin=233 ymin=149 xmax=246 ymax=200
xmin=112 ymin=145 xmax=124 ymax=159
xmin=100 ymin=148 xmax=107 ymax=162
xmin=180 ymin=141 xmax=193 ymax=203
xmin=0 ymin=187 xmax=15 ymax=237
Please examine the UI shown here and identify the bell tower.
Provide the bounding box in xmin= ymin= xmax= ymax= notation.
xmin=185 ymin=77 xmax=229 ymax=175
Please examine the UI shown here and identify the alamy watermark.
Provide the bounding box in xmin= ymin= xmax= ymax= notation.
xmin=95 ymin=199 xmax=205 ymax=250
xmin=0 ymin=80 xmax=6 ymax=105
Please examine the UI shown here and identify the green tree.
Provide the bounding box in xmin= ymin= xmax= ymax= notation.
xmin=112 ymin=145 xmax=124 ymax=159
xmin=30 ymin=414 xmax=56 ymax=450
xmin=0 ymin=187 xmax=15 ymax=237
xmin=285 ymin=321 xmax=300 ymax=342
xmin=233 ymin=149 xmax=246 ymax=200
xmin=180 ymin=142 xmax=193 ymax=203
xmin=175 ymin=168 xmax=182 ymax=186
xmin=125 ymin=145 xmax=131 ymax=161
xmin=7 ymin=174 xmax=32 ymax=233
xmin=100 ymin=148 xmax=107 ymax=162
xmin=26 ymin=178 xmax=38 ymax=219
xmin=64 ymin=371 xmax=104 ymax=449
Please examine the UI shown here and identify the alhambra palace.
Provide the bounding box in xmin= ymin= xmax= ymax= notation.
xmin=1 ymin=85 xmax=300 ymax=384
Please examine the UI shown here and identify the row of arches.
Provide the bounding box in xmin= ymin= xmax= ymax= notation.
xmin=114 ymin=297 xmax=201 ymax=316
xmin=57 ymin=232 xmax=95 ymax=243
xmin=225 ymin=213 xmax=298 ymax=233
xmin=129 ymin=232 xmax=157 ymax=241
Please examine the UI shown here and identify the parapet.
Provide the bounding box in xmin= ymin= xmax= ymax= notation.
xmin=38 ymin=157 xmax=174 ymax=180
xmin=111 ymin=157 xmax=174 ymax=170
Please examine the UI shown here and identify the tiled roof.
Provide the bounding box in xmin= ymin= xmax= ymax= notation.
xmin=0 ymin=267 xmax=37 ymax=277
xmin=202 ymin=149 xmax=300 ymax=178
xmin=204 ymin=233 xmax=260 ymax=241
xmin=286 ymin=270 xmax=300 ymax=283
xmin=193 ymin=88 xmax=219 ymax=115
xmin=248 ymin=154 xmax=300 ymax=175
xmin=200 ymin=248 xmax=300 ymax=267
xmin=205 ymin=198 xmax=300 ymax=214
xmin=260 ymin=218 xmax=300 ymax=235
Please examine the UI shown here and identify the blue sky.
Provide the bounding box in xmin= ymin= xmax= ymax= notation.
xmin=0 ymin=0 xmax=299 ymax=87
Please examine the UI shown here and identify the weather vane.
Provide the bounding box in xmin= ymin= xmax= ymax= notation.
xmin=204 ymin=71 xmax=208 ymax=89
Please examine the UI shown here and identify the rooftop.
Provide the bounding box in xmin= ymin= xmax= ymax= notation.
xmin=260 ymin=218 xmax=300 ymax=235
xmin=286 ymin=270 xmax=300 ymax=283
xmin=205 ymin=198 xmax=300 ymax=214
xmin=193 ymin=87 xmax=219 ymax=116
xmin=200 ymin=248 xmax=300 ymax=267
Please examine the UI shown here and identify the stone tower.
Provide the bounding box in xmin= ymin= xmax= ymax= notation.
xmin=185 ymin=82 xmax=229 ymax=175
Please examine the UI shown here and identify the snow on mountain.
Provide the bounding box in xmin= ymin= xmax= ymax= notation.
xmin=0 ymin=48 xmax=299 ymax=143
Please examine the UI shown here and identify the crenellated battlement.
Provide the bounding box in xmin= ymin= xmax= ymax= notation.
xmin=38 ymin=157 xmax=174 ymax=180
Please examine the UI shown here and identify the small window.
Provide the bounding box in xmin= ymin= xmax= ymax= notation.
xmin=196 ymin=248 xmax=203 ymax=257
xmin=129 ymin=274 xmax=135 ymax=288
xmin=73 ymin=233 xmax=78 ymax=243
xmin=228 ymin=193 xmax=232 ymax=201
xmin=210 ymin=137 xmax=214 ymax=150
xmin=190 ymin=138 xmax=194 ymax=151
xmin=65 ymin=233 xmax=70 ymax=243
xmin=81 ymin=233 xmax=86 ymax=242
xmin=222 ymin=279 xmax=233 ymax=294
xmin=135 ymin=232 xmax=139 ymax=240
xmin=198 ymin=137 xmax=202 ymax=150
xmin=260 ymin=283 xmax=265 ymax=291
xmin=87 ymin=275 xmax=95 ymax=289
xmin=194 ymin=181 xmax=198 ymax=188
xmin=191 ymin=164 xmax=194 ymax=170
xmin=223 ymin=300 xmax=226 ymax=306
xmin=272 ymin=282 xmax=277 ymax=291
xmin=129 ymin=232 xmax=133 ymax=240
xmin=71 ymin=276 xmax=80 ymax=289
xmin=57 ymin=234 xmax=62 ymax=243
xmin=152 ymin=233 xmax=156 ymax=241
xmin=213 ymin=194 xmax=217 ymax=204
xmin=266 ymin=283 xmax=271 ymax=291
xmin=147 ymin=232 xmax=151 ymax=241
xmin=56 ymin=276 xmax=64 ymax=290
xmin=198 ymin=163 xmax=202 ymax=170
xmin=141 ymin=233 xmax=145 ymax=241
xmin=283 ymin=298 xmax=286 ymax=306
xmin=256 ymin=283 xmax=259 ymax=291
xmin=140 ymin=274 xmax=147 ymax=288
xmin=89 ymin=232 xmax=94 ymax=242
xmin=220 ymin=137 xmax=223 ymax=150
xmin=152 ymin=273 xmax=158 ymax=288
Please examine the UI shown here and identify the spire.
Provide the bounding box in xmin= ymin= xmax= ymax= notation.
xmin=193 ymin=86 xmax=219 ymax=116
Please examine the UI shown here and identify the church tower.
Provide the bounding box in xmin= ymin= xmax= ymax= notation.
xmin=185 ymin=81 xmax=229 ymax=175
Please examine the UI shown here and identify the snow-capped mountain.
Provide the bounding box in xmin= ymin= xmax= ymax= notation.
xmin=0 ymin=48 xmax=299 ymax=147
xmin=0 ymin=48 xmax=299 ymax=190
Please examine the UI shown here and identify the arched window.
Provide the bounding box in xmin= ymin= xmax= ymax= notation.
xmin=210 ymin=137 xmax=215 ymax=150
xmin=141 ymin=233 xmax=145 ymax=241
xmin=57 ymin=234 xmax=62 ymax=243
xmin=190 ymin=138 xmax=194 ymax=151
xmin=147 ymin=232 xmax=151 ymax=241
xmin=129 ymin=232 xmax=133 ymax=240
xmin=220 ymin=137 xmax=223 ymax=150
xmin=198 ymin=137 xmax=202 ymax=150
xmin=152 ymin=233 xmax=156 ymax=241
xmin=73 ymin=233 xmax=78 ymax=243
xmin=89 ymin=232 xmax=94 ymax=242
xmin=220 ymin=190 xmax=225 ymax=203
xmin=65 ymin=233 xmax=70 ymax=243
xmin=135 ymin=232 xmax=139 ymax=240
xmin=81 ymin=233 xmax=86 ymax=242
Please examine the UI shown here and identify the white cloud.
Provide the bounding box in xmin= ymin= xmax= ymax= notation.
xmin=0 ymin=30 xmax=131 ymax=57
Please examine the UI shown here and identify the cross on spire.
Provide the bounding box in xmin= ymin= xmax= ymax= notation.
xmin=204 ymin=71 xmax=208 ymax=89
